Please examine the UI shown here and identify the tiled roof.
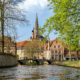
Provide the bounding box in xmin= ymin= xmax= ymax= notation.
xmin=16 ymin=40 xmax=43 ymax=50
xmin=16 ymin=41 xmax=31 ymax=47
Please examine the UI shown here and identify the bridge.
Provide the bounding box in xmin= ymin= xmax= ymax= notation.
xmin=18 ymin=58 xmax=52 ymax=65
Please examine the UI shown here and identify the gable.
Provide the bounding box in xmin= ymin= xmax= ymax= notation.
xmin=50 ymin=38 xmax=63 ymax=49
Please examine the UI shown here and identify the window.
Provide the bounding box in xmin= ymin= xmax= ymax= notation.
xmin=54 ymin=45 xmax=56 ymax=48
xmin=55 ymin=50 xmax=57 ymax=53
xmin=71 ymin=54 xmax=74 ymax=57
xmin=56 ymin=41 xmax=58 ymax=43
xmin=58 ymin=45 xmax=60 ymax=48
xmin=17 ymin=47 xmax=22 ymax=50
xmin=52 ymin=50 xmax=54 ymax=53
xmin=59 ymin=50 xmax=61 ymax=54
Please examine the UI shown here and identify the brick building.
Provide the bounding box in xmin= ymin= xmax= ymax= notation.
xmin=0 ymin=36 xmax=16 ymax=55
xmin=45 ymin=38 xmax=80 ymax=60
xmin=44 ymin=38 xmax=64 ymax=60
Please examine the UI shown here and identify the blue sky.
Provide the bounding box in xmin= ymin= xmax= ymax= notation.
xmin=16 ymin=0 xmax=58 ymax=42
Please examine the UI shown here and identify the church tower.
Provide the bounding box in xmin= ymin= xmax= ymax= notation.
xmin=32 ymin=14 xmax=40 ymax=39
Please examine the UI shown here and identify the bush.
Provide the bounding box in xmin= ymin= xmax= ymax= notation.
xmin=26 ymin=61 xmax=37 ymax=65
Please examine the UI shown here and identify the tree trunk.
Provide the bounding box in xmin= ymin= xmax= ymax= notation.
xmin=54 ymin=53 xmax=55 ymax=60
xmin=61 ymin=54 xmax=63 ymax=61
xmin=76 ymin=50 xmax=78 ymax=60
xmin=63 ymin=47 xmax=64 ymax=61
xmin=57 ymin=53 xmax=59 ymax=61
xmin=1 ymin=3 xmax=4 ymax=54
xmin=15 ymin=43 xmax=17 ymax=55
xmin=69 ymin=50 xmax=71 ymax=61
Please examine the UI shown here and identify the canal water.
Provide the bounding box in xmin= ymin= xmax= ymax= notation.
xmin=0 ymin=65 xmax=80 ymax=80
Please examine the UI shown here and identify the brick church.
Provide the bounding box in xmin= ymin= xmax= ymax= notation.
xmin=17 ymin=14 xmax=80 ymax=60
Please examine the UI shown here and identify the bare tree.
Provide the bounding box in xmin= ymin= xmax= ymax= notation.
xmin=25 ymin=39 xmax=42 ymax=59
xmin=0 ymin=0 xmax=28 ymax=53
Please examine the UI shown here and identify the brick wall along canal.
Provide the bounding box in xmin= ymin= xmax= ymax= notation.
xmin=0 ymin=65 xmax=80 ymax=80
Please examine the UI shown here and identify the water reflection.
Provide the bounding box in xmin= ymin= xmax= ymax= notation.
xmin=0 ymin=65 xmax=80 ymax=80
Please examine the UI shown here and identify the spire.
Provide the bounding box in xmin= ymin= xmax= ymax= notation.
xmin=35 ymin=13 xmax=39 ymax=29
xmin=33 ymin=13 xmax=40 ymax=39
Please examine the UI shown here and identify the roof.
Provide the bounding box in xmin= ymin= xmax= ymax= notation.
xmin=44 ymin=38 xmax=67 ymax=50
xmin=17 ymin=41 xmax=28 ymax=47
xmin=16 ymin=39 xmax=43 ymax=49
xmin=50 ymin=38 xmax=60 ymax=46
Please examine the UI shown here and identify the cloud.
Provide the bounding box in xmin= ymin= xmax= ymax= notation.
xmin=17 ymin=0 xmax=48 ymax=10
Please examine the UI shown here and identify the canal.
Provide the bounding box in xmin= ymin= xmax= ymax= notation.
xmin=0 ymin=65 xmax=80 ymax=80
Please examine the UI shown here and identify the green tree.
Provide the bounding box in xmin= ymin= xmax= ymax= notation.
xmin=42 ymin=0 xmax=80 ymax=60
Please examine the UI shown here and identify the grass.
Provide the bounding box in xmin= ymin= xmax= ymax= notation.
xmin=52 ymin=60 xmax=80 ymax=68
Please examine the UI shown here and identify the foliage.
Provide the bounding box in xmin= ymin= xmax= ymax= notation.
xmin=24 ymin=39 xmax=42 ymax=58
xmin=42 ymin=0 xmax=80 ymax=52
xmin=26 ymin=60 xmax=37 ymax=65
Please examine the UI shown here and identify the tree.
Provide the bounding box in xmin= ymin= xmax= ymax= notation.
xmin=42 ymin=0 xmax=80 ymax=59
xmin=0 ymin=0 xmax=28 ymax=53
xmin=24 ymin=39 xmax=42 ymax=59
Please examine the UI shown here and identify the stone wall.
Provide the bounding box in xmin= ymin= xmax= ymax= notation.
xmin=0 ymin=54 xmax=18 ymax=68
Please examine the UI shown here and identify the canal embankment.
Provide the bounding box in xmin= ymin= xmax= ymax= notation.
xmin=0 ymin=54 xmax=18 ymax=68
xmin=52 ymin=61 xmax=80 ymax=68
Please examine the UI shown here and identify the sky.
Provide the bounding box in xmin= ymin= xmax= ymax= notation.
xmin=16 ymin=0 xmax=58 ymax=42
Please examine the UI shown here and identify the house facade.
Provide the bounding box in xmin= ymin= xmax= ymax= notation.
xmin=49 ymin=38 xmax=79 ymax=60
xmin=47 ymin=38 xmax=64 ymax=61
xmin=0 ymin=36 xmax=16 ymax=55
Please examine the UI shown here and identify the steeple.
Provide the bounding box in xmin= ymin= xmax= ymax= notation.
xmin=31 ymin=14 xmax=44 ymax=40
xmin=33 ymin=13 xmax=40 ymax=38
xmin=35 ymin=13 xmax=39 ymax=29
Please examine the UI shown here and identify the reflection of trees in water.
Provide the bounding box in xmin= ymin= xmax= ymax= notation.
xmin=0 ymin=65 xmax=80 ymax=80
xmin=17 ymin=78 xmax=30 ymax=80
xmin=17 ymin=75 xmax=49 ymax=80
xmin=0 ymin=67 xmax=18 ymax=80
xmin=0 ymin=77 xmax=6 ymax=80
xmin=15 ymin=66 xmax=50 ymax=80
xmin=29 ymin=73 xmax=49 ymax=80
xmin=58 ymin=68 xmax=80 ymax=80
xmin=26 ymin=66 xmax=50 ymax=80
